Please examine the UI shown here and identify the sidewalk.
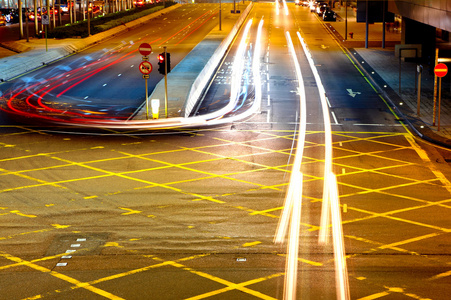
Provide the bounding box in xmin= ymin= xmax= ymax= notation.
xmin=328 ymin=6 xmax=451 ymax=148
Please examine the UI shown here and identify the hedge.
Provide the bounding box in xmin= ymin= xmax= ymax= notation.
xmin=48 ymin=1 xmax=176 ymax=39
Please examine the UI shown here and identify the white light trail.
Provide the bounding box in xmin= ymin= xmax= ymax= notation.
xmin=275 ymin=0 xmax=280 ymax=16
xmin=252 ymin=19 xmax=264 ymax=113
xmin=284 ymin=170 xmax=302 ymax=300
xmin=274 ymin=31 xmax=307 ymax=245
xmin=297 ymin=31 xmax=350 ymax=300
xmin=282 ymin=0 xmax=289 ymax=16
xmin=329 ymin=172 xmax=351 ymax=300
xmin=231 ymin=20 xmax=253 ymax=105
xmin=207 ymin=19 xmax=264 ymax=125
xmin=296 ymin=31 xmax=333 ymax=245
xmin=273 ymin=31 xmax=308 ymax=300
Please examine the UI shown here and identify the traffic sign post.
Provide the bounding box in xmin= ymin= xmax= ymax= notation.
xmin=139 ymin=61 xmax=152 ymax=75
xmin=138 ymin=43 xmax=153 ymax=119
xmin=434 ymin=63 xmax=448 ymax=131
xmin=42 ymin=14 xmax=49 ymax=52
xmin=139 ymin=61 xmax=153 ymax=119
xmin=139 ymin=43 xmax=152 ymax=57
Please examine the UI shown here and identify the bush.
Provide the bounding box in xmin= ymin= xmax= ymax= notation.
xmin=48 ymin=1 xmax=176 ymax=39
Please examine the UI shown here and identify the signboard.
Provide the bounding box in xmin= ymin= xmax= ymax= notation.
xmin=139 ymin=61 xmax=152 ymax=75
xmin=356 ymin=0 xmax=394 ymax=23
xmin=42 ymin=14 xmax=49 ymax=25
xmin=434 ymin=63 xmax=448 ymax=78
xmin=139 ymin=43 xmax=152 ymax=56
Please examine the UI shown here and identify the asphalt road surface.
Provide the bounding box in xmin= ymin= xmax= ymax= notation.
xmin=1 ymin=4 xmax=222 ymax=119
xmin=1 ymin=2 xmax=451 ymax=300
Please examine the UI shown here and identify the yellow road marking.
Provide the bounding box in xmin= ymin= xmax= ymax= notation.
xmin=118 ymin=207 xmax=142 ymax=215
xmin=429 ymin=269 xmax=451 ymax=281
xmin=182 ymin=263 xmax=283 ymax=300
xmin=357 ymin=291 xmax=390 ymax=300
xmin=0 ymin=252 xmax=125 ymax=300
xmin=242 ymin=241 xmax=261 ymax=247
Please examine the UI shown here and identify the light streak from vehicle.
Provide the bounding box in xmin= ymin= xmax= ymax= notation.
xmin=274 ymin=31 xmax=307 ymax=245
xmin=273 ymin=31 xmax=307 ymax=300
xmin=296 ymin=31 xmax=333 ymax=245
xmin=231 ymin=19 xmax=253 ymax=107
xmin=297 ymin=31 xmax=350 ymax=300
xmin=282 ymin=0 xmax=289 ymax=15
xmin=284 ymin=170 xmax=302 ymax=300
xmin=207 ymin=18 xmax=263 ymax=124
xmin=328 ymin=172 xmax=351 ymax=300
xmin=193 ymin=19 xmax=253 ymax=123
xmin=275 ymin=0 xmax=280 ymax=16
xmin=252 ymin=18 xmax=263 ymax=113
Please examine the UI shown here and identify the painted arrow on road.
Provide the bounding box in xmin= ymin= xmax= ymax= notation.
xmin=347 ymin=89 xmax=361 ymax=98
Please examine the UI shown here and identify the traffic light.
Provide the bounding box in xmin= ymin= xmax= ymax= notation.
xmin=166 ymin=53 xmax=171 ymax=73
xmin=157 ymin=52 xmax=171 ymax=75
xmin=157 ymin=53 xmax=165 ymax=75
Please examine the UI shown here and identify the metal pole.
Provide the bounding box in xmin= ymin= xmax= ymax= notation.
xmin=344 ymin=1 xmax=347 ymax=40
xmin=399 ymin=56 xmax=401 ymax=94
xmin=45 ymin=24 xmax=48 ymax=51
xmin=164 ymin=46 xmax=168 ymax=118
xmin=58 ymin=0 xmax=62 ymax=26
xmin=145 ymin=78 xmax=149 ymax=120
xmin=87 ymin=0 xmax=90 ymax=36
xmin=433 ymin=48 xmax=439 ymax=126
xmin=438 ymin=77 xmax=442 ymax=131
xmin=382 ymin=0 xmax=385 ymax=48
xmin=417 ymin=65 xmax=422 ymax=116
xmin=365 ymin=0 xmax=368 ymax=48
xmin=219 ymin=0 xmax=222 ymax=31
xmin=19 ymin=0 xmax=23 ymax=39
xmin=34 ymin=0 xmax=38 ymax=35
xmin=25 ymin=0 xmax=29 ymax=42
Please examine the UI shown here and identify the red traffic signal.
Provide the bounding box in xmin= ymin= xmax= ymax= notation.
xmin=157 ymin=52 xmax=171 ymax=75
xmin=158 ymin=53 xmax=164 ymax=63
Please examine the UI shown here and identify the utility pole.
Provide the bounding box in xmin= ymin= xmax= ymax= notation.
xmin=164 ymin=46 xmax=168 ymax=118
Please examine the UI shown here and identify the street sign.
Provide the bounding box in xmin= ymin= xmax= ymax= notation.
xmin=434 ymin=63 xmax=448 ymax=78
xmin=42 ymin=14 xmax=49 ymax=25
xmin=139 ymin=43 xmax=152 ymax=56
xmin=139 ymin=61 xmax=152 ymax=75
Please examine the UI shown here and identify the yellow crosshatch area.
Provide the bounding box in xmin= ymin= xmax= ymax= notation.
xmin=0 ymin=126 xmax=450 ymax=299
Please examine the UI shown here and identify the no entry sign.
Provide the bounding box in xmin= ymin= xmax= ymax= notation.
xmin=139 ymin=43 xmax=152 ymax=56
xmin=434 ymin=63 xmax=448 ymax=78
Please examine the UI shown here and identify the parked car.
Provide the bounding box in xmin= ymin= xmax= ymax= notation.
xmin=0 ymin=8 xmax=12 ymax=23
xmin=0 ymin=13 xmax=6 ymax=26
xmin=323 ymin=10 xmax=336 ymax=21
xmin=28 ymin=11 xmax=41 ymax=21
xmin=316 ymin=4 xmax=329 ymax=16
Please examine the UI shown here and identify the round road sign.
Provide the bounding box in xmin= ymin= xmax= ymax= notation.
xmin=139 ymin=43 xmax=152 ymax=56
xmin=139 ymin=61 xmax=152 ymax=75
xmin=434 ymin=63 xmax=448 ymax=78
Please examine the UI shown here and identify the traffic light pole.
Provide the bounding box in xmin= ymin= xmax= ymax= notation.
xmin=164 ymin=46 xmax=168 ymax=118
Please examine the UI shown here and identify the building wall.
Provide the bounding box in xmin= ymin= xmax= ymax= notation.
xmin=389 ymin=0 xmax=451 ymax=32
